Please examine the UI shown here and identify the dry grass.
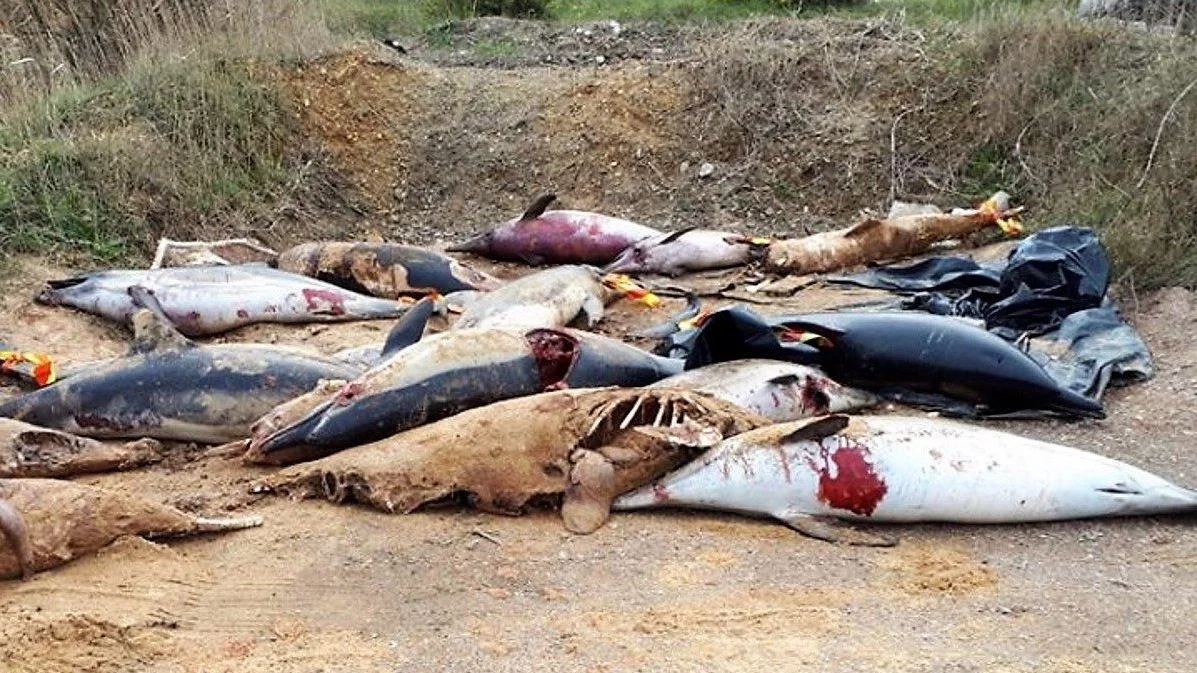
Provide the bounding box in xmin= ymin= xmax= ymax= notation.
xmin=0 ymin=0 xmax=359 ymax=264
xmin=958 ymin=15 xmax=1197 ymax=286
xmin=1 ymin=1 xmax=1194 ymax=287
xmin=683 ymin=14 xmax=1197 ymax=287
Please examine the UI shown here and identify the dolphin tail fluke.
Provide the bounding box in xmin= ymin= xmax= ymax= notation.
xmin=1051 ymin=387 xmax=1107 ymax=420
xmin=191 ymin=514 xmax=264 ymax=533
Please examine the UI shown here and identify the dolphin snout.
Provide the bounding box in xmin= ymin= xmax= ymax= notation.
xmin=601 ymin=250 xmax=638 ymax=274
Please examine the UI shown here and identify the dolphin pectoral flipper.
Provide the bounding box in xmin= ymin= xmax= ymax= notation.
xmin=127 ymin=286 xmax=194 ymax=354
xmin=579 ymin=293 xmax=605 ymax=329
xmin=562 ymin=449 xmax=617 ymax=534
xmin=0 ymin=497 xmax=33 ymax=578
xmin=778 ymin=414 xmax=850 ymax=443
xmin=776 ymin=511 xmax=898 ymax=547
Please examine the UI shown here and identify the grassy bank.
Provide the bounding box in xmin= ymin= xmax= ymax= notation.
xmin=1 ymin=0 xmax=1194 ymax=288
xmin=0 ymin=0 xmax=341 ymax=265
xmin=0 ymin=59 xmax=294 ymax=262
xmin=313 ymin=0 xmax=1072 ymax=36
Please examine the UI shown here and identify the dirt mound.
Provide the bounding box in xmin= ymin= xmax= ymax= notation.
xmin=276 ymin=51 xmax=424 ymax=213
xmin=275 ymin=19 xmax=960 ymax=251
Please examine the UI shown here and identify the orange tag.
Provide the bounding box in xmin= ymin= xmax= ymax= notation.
xmin=995 ymin=217 xmax=1023 ymax=236
xmin=602 ymin=274 xmax=660 ymax=308
xmin=677 ymin=305 xmax=713 ymax=331
xmin=979 ymin=197 xmax=1023 ymax=237
xmin=748 ymin=237 xmax=773 ymax=246
xmin=0 ymin=350 xmax=58 ymax=386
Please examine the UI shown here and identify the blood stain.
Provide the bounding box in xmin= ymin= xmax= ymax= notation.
xmin=301 ymin=289 xmax=346 ymax=316
xmin=815 ymin=439 xmax=887 ymax=516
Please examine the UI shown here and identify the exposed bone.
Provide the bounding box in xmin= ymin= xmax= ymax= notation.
xmin=620 ymin=395 xmax=646 ymax=430
xmin=256 ymin=388 xmax=767 ymax=533
xmin=151 ymin=237 xmax=278 ymax=269
xmin=0 ymin=478 xmax=261 ymax=579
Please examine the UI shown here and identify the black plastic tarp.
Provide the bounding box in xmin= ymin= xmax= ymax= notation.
xmin=827 ymin=224 xmax=1151 ymax=402
xmin=660 ymin=225 xmax=1152 ymax=416
xmin=832 ymin=225 xmax=1111 ymax=338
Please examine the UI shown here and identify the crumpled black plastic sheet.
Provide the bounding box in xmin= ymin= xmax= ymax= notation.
xmin=1026 ymin=305 xmax=1153 ymax=399
xmin=832 ymin=225 xmax=1110 ymax=337
xmin=824 ymin=224 xmax=1152 ymax=402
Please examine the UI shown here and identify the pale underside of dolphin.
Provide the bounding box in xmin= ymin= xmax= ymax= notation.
xmin=614 ymin=414 xmax=1197 ymax=546
xmin=37 ymin=265 xmax=410 ymax=336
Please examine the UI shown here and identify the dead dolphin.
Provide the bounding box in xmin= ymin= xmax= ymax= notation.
xmin=254 ymin=388 xmax=767 ymax=533
xmin=37 ymin=265 xmax=411 ymax=336
xmin=276 ymin=241 xmax=502 ymax=299
xmin=649 ymin=359 xmax=879 ymax=421
xmin=447 ymin=193 xmax=662 ymax=265
xmin=454 ymin=265 xmax=622 ymax=331
xmin=247 ymin=327 xmax=684 ymax=465
xmin=0 ymin=301 xmax=361 ymax=443
xmin=603 ymin=228 xmax=770 ymax=276
xmin=0 ymin=418 xmax=162 ymax=477
xmin=0 ymin=478 xmax=261 ymax=579
xmin=328 ymin=293 xmax=449 ymax=370
xmin=615 ymin=414 xmax=1197 ymax=545
xmin=775 ymin=311 xmax=1106 ymax=418
xmin=766 ymin=193 xmax=1022 ymax=274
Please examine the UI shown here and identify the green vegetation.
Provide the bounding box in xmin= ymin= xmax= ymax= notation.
xmin=0 ymin=58 xmax=296 ymax=263
xmin=313 ymin=0 xmax=1071 ymax=36
xmin=1 ymin=0 xmax=1194 ymax=287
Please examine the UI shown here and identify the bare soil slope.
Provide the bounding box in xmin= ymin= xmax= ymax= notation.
xmin=0 ymin=254 xmax=1194 ymax=672
xmin=2 ymin=17 xmax=1196 ymax=673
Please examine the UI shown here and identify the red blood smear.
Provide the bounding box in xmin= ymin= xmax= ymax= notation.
xmin=815 ymin=440 xmax=887 ymax=516
xmin=301 ymin=289 xmax=346 ymax=316
xmin=798 ymin=378 xmax=830 ymax=414
xmin=525 ymin=329 xmax=579 ymax=390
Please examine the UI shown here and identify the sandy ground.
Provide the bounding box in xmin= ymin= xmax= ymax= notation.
xmin=0 ymin=255 xmax=1195 ymax=673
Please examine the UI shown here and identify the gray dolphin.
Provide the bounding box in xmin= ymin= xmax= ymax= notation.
xmin=247 ymin=327 xmax=684 ymax=465
xmin=0 ymin=288 xmax=360 ymax=443
xmin=37 ymin=265 xmax=410 ymax=336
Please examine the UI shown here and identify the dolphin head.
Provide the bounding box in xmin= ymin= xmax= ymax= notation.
xmin=36 ymin=275 xmax=93 ymax=306
xmin=602 ymin=241 xmax=651 ymax=274
xmin=445 ymin=230 xmax=494 ymax=255
xmin=300 ymin=382 xmax=405 ymax=450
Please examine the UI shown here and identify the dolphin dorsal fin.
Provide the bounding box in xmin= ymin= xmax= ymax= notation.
xmin=778 ymin=414 xmax=849 ymax=443
xmin=843 ymin=218 xmax=884 ymax=238
xmin=127 ymin=286 xmax=193 ymax=354
xmin=657 ymin=227 xmax=698 ymax=245
xmin=379 ymin=295 xmax=441 ymax=357
xmin=521 ymin=193 xmax=557 ymax=220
